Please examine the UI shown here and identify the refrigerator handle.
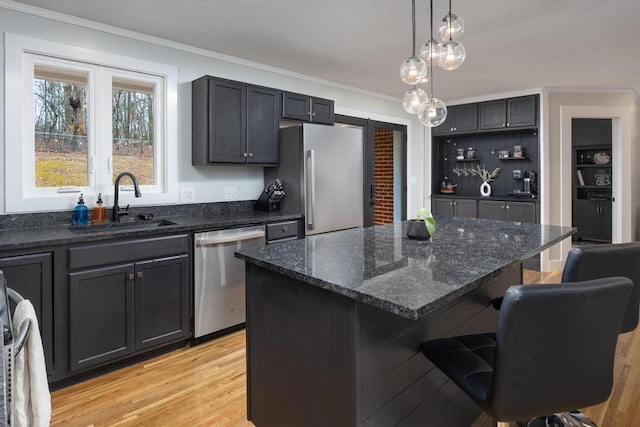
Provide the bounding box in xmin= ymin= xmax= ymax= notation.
xmin=306 ymin=149 xmax=316 ymax=230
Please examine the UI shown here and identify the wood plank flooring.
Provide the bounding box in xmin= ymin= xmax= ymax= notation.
xmin=51 ymin=270 xmax=640 ymax=426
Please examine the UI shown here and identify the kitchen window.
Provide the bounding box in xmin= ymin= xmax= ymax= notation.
xmin=4 ymin=33 xmax=177 ymax=212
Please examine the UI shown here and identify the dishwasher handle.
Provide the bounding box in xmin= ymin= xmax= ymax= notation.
xmin=196 ymin=230 xmax=265 ymax=247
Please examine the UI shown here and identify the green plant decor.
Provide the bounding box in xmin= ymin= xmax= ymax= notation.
xmin=416 ymin=208 xmax=436 ymax=236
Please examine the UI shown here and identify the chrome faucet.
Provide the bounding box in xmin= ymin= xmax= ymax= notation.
xmin=113 ymin=172 xmax=142 ymax=222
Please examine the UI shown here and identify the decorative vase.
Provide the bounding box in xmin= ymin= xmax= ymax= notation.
xmin=406 ymin=219 xmax=431 ymax=240
xmin=480 ymin=181 xmax=492 ymax=197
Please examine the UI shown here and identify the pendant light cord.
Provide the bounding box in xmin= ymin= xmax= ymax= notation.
xmin=430 ymin=0 xmax=435 ymax=97
xmin=411 ymin=0 xmax=416 ymax=56
xmin=448 ymin=0 xmax=453 ymax=42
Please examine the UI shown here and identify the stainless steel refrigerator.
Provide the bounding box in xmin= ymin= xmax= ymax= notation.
xmin=266 ymin=123 xmax=363 ymax=235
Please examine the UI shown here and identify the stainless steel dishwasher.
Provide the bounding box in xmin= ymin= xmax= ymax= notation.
xmin=194 ymin=225 xmax=265 ymax=338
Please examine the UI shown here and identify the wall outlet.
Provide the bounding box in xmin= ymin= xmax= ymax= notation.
xmin=224 ymin=186 xmax=237 ymax=200
xmin=180 ymin=187 xmax=195 ymax=203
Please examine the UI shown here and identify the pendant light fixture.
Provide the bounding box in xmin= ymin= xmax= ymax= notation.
xmin=419 ymin=0 xmax=447 ymax=127
xmin=437 ymin=0 xmax=465 ymax=70
xmin=399 ymin=0 xmax=427 ymax=86
xmin=399 ymin=0 xmax=465 ymax=127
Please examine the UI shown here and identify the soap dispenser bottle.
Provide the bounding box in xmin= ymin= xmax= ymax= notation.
xmin=72 ymin=193 xmax=89 ymax=226
xmin=91 ymin=193 xmax=106 ymax=224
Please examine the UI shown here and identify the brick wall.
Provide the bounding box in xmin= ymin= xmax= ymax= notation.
xmin=373 ymin=128 xmax=395 ymax=225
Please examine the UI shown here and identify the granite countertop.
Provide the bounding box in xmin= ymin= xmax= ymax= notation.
xmin=236 ymin=217 xmax=575 ymax=320
xmin=0 ymin=202 xmax=301 ymax=251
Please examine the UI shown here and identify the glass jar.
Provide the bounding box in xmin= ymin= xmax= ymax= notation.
xmin=466 ymin=147 xmax=475 ymax=159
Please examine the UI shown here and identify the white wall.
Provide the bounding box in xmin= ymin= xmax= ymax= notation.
xmin=0 ymin=4 xmax=428 ymax=216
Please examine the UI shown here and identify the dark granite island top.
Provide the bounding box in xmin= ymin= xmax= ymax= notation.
xmin=236 ymin=217 xmax=575 ymax=320
xmin=238 ymin=217 xmax=574 ymax=427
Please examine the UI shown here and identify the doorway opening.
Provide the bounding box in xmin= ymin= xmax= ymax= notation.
xmin=335 ymin=115 xmax=407 ymax=227
xmin=571 ymin=118 xmax=613 ymax=243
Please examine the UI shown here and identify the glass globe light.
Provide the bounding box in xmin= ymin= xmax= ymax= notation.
xmin=438 ymin=13 xmax=465 ymax=42
xmin=438 ymin=40 xmax=465 ymax=70
xmin=419 ymin=39 xmax=442 ymax=66
xmin=399 ymin=56 xmax=428 ymax=85
xmin=418 ymin=98 xmax=447 ymax=127
xmin=402 ymin=87 xmax=428 ymax=114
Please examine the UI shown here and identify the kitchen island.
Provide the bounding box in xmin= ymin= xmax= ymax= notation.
xmin=236 ymin=217 xmax=574 ymax=427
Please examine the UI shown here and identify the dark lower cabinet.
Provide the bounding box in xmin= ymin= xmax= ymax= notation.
xmin=0 ymin=252 xmax=54 ymax=377
xmin=574 ymin=199 xmax=612 ymax=242
xmin=69 ymin=264 xmax=134 ymax=373
xmin=432 ymin=197 xmax=477 ymax=218
xmin=478 ymin=200 xmax=538 ymax=223
xmin=67 ymin=235 xmax=190 ymax=374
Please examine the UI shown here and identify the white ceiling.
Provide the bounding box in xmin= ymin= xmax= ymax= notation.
xmin=10 ymin=0 xmax=640 ymax=103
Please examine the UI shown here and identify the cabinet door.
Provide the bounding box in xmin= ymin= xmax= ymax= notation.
xmin=453 ymin=104 xmax=478 ymax=133
xmin=282 ymin=92 xmax=312 ymax=121
xmin=575 ymin=199 xmax=602 ymax=240
xmin=69 ymin=264 xmax=135 ymax=373
xmin=310 ymin=97 xmax=335 ymax=124
xmin=506 ymin=202 xmax=537 ymax=223
xmin=478 ymin=200 xmax=507 ymax=220
xmin=480 ymin=100 xmax=507 ymax=129
xmin=432 ymin=197 xmax=454 ymax=217
xmin=432 ymin=109 xmax=455 ymax=135
xmin=247 ymin=86 xmax=280 ymax=164
xmin=600 ymin=201 xmax=613 ymax=241
xmin=134 ymin=255 xmax=189 ymax=352
xmin=454 ymin=199 xmax=477 ymax=218
xmin=507 ymin=96 xmax=537 ymax=128
xmin=0 ymin=253 xmax=54 ymax=376
xmin=207 ymin=78 xmax=247 ymax=163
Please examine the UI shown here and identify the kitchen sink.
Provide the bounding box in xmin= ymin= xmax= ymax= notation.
xmin=68 ymin=218 xmax=180 ymax=233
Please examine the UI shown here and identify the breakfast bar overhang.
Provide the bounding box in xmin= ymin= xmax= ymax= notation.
xmin=236 ymin=217 xmax=575 ymax=427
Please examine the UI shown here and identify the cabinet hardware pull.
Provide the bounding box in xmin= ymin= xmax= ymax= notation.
xmin=248 ymin=153 xmax=254 ymax=157
xmin=136 ymin=271 xmax=143 ymax=278
xmin=282 ymin=227 xmax=287 ymax=232
xmin=128 ymin=273 xmax=134 ymax=280
xmin=242 ymin=152 xmax=248 ymax=158
xmin=506 ymin=205 xmax=510 ymax=209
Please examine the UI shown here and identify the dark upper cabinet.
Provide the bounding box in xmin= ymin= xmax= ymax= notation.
xmin=282 ymin=92 xmax=335 ymax=124
xmin=480 ymin=95 xmax=537 ymax=130
xmin=432 ymin=104 xmax=478 ymax=135
xmin=192 ymin=76 xmax=280 ymax=166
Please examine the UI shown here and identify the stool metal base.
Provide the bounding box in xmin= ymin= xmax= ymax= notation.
xmin=514 ymin=410 xmax=597 ymax=427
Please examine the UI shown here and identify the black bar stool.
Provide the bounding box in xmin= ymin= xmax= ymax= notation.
xmin=422 ymin=278 xmax=632 ymax=427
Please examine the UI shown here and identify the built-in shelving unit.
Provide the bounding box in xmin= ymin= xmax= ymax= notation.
xmin=572 ymin=141 xmax=612 ymax=242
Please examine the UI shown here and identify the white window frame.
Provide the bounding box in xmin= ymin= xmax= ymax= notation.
xmin=4 ymin=33 xmax=178 ymax=213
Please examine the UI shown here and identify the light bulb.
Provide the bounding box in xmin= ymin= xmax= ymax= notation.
xmin=399 ymin=56 xmax=427 ymax=85
xmin=419 ymin=39 xmax=442 ymax=66
xmin=438 ymin=41 xmax=465 ymax=70
xmin=418 ymin=98 xmax=447 ymax=127
xmin=402 ymin=87 xmax=428 ymax=114
xmin=438 ymin=13 xmax=465 ymax=42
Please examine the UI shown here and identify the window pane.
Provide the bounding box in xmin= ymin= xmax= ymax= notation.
xmin=33 ymin=66 xmax=89 ymax=188
xmin=112 ymin=79 xmax=154 ymax=185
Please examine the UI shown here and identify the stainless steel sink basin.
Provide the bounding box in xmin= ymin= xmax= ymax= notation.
xmin=68 ymin=218 xmax=179 ymax=233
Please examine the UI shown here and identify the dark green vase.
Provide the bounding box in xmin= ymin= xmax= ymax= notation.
xmin=406 ymin=219 xmax=431 ymax=240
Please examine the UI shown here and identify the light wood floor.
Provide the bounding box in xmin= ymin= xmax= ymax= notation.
xmin=51 ymin=270 xmax=640 ymax=426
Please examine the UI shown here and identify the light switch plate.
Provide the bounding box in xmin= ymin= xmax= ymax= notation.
xmin=181 ymin=187 xmax=195 ymax=203
xmin=224 ymin=186 xmax=237 ymax=200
